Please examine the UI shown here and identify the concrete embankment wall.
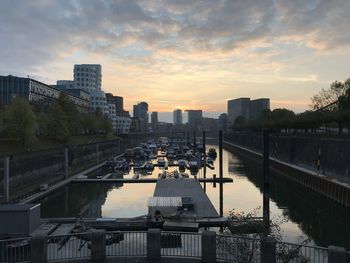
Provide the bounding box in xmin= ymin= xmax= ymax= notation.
xmin=222 ymin=138 xmax=350 ymax=208
xmin=0 ymin=134 xmax=159 ymax=203
xmin=224 ymin=133 xmax=350 ymax=182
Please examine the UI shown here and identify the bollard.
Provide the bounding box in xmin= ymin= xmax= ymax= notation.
xmin=147 ymin=228 xmax=161 ymax=261
xmin=260 ymin=236 xmax=276 ymax=263
xmin=202 ymin=231 xmax=216 ymax=263
xmin=328 ymin=246 xmax=346 ymax=263
xmin=91 ymin=230 xmax=106 ymax=261
xmin=213 ymin=174 xmax=216 ymax=188
xmin=31 ymin=235 xmax=47 ymax=263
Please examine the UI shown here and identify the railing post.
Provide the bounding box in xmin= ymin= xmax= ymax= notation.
xmin=202 ymin=231 xmax=216 ymax=263
xmin=147 ymin=228 xmax=161 ymax=261
xmin=91 ymin=230 xmax=106 ymax=262
xmin=328 ymin=246 xmax=346 ymax=263
xmin=260 ymin=236 xmax=276 ymax=263
xmin=30 ymin=235 xmax=47 ymax=263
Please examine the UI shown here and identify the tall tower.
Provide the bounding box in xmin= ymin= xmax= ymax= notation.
xmin=73 ymin=64 xmax=102 ymax=93
xmin=173 ymin=109 xmax=183 ymax=125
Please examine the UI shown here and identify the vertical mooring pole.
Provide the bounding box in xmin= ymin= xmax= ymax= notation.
xmin=263 ymin=130 xmax=270 ymax=227
xmin=219 ymin=130 xmax=223 ymax=219
xmin=193 ymin=131 xmax=196 ymax=153
xmin=203 ymin=131 xmax=207 ymax=192
xmin=4 ymin=157 xmax=10 ymax=203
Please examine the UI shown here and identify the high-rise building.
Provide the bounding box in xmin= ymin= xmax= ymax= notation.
xmin=133 ymin=102 xmax=148 ymax=121
xmin=250 ymin=98 xmax=270 ymax=120
xmin=151 ymin=112 xmax=158 ymax=125
xmin=133 ymin=102 xmax=149 ymax=131
xmin=227 ymin=98 xmax=250 ymax=124
xmin=186 ymin=110 xmax=202 ymax=131
xmin=73 ymin=64 xmax=102 ymax=93
xmin=173 ymin=109 xmax=182 ymax=125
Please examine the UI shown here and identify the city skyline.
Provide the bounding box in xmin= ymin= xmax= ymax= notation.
xmin=1 ymin=1 xmax=350 ymax=113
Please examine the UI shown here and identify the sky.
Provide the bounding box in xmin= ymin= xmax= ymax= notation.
xmin=1 ymin=0 xmax=350 ymax=118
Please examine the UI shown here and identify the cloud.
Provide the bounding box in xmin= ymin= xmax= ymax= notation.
xmin=1 ymin=0 xmax=350 ymax=112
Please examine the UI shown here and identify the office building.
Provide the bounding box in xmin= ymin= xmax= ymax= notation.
xmin=173 ymin=109 xmax=182 ymax=125
xmin=90 ymin=90 xmax=108 ymax=115
xmin=186 ymin=110 xmax=202 ymax=131
xmin=116 ymin=115 xmax=131 ymax=134
xmin=56 ymin=80 xmax=75 ymax=90
xmin=108 ymin=103 xmax=117 ymax=132
xmin=151 ymin=112 xmax=158 ymax=125
xmin=250 ymin=98 xmax=270 ymax=120
xmin=106 ymin=93 xmax=124 ymax=114
xmin=73 ymin=64 xmax=102 ymax=93
xmin=133 ymin=102 xmax=148 ymax=121
xmin=0 ymin=75 xmax=89 ymax=112
xmin=227 ymin=98 xmax=250 ymax=124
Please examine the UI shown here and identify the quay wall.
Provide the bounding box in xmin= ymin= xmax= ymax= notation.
xmin=0 ymin=133 xmax=161 ymax=203
xmin=224 ymin=132 xmax=350 ymax=182
xmin=221 ymin=135 xmax=350 ymax=208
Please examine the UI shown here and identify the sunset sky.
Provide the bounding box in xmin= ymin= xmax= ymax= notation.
xmin=1 ymin=0 xmax=350 ymax=117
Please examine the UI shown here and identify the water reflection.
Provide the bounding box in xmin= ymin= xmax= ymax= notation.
xmin=212 ymin=145 xmax=350 ymax=249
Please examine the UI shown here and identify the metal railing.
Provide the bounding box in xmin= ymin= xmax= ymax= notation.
xmin=0 ymin=231 xmax=348 ymax=262
xmin=217 ymin=234 xmax=261 ymax=263
xmin=106 ymin=231 xmax=146 ymax=257
xmin=0 ymin=237 xmax=31 ymax=263
xmin=161 ymin=231 xmax=201 ymax=258
xmin=276 ymin=241 xmax=328 ymax=263
xmin=47 ymin=232 xmax=92 ymax=261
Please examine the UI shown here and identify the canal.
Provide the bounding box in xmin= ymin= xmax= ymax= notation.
xmin=38 ymin=145 xmax=350 ymax=249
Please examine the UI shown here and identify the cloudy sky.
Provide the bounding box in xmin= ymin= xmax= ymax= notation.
xmin=1 ymin=0 xmax=350 ymax=116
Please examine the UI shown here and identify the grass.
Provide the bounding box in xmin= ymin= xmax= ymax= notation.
xmin=0 ymin=134 xmax=119 ymax=156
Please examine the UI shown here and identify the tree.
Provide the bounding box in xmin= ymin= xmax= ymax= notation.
xmin=45 ymin=102 xmax=69 ymax=142
xmin=3 ymin=97 xmax=37 ymax=147
xmin=311 ymin=81 xmax=347 ymax=110
xmin=56 ymin=93 xmax=80 ymax=135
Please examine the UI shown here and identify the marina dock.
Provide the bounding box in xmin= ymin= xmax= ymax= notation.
xmin=154 ymin=179 xmax=219 ymax=218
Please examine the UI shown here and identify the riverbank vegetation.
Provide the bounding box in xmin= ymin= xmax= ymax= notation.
xmin=232 ymin=78 xmax=350 ymax=135
xmin=0 ymin=94 xmax=113 ymax=153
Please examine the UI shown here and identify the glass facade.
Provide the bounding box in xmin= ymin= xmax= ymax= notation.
xmin=0 ymin=76 xmax=89 ymax=112
xmin=0 ymin=76 xmax=30 ymax=108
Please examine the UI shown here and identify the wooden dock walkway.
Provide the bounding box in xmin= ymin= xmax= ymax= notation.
xmin=154 ymin=179 xmax=219 ymax=218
